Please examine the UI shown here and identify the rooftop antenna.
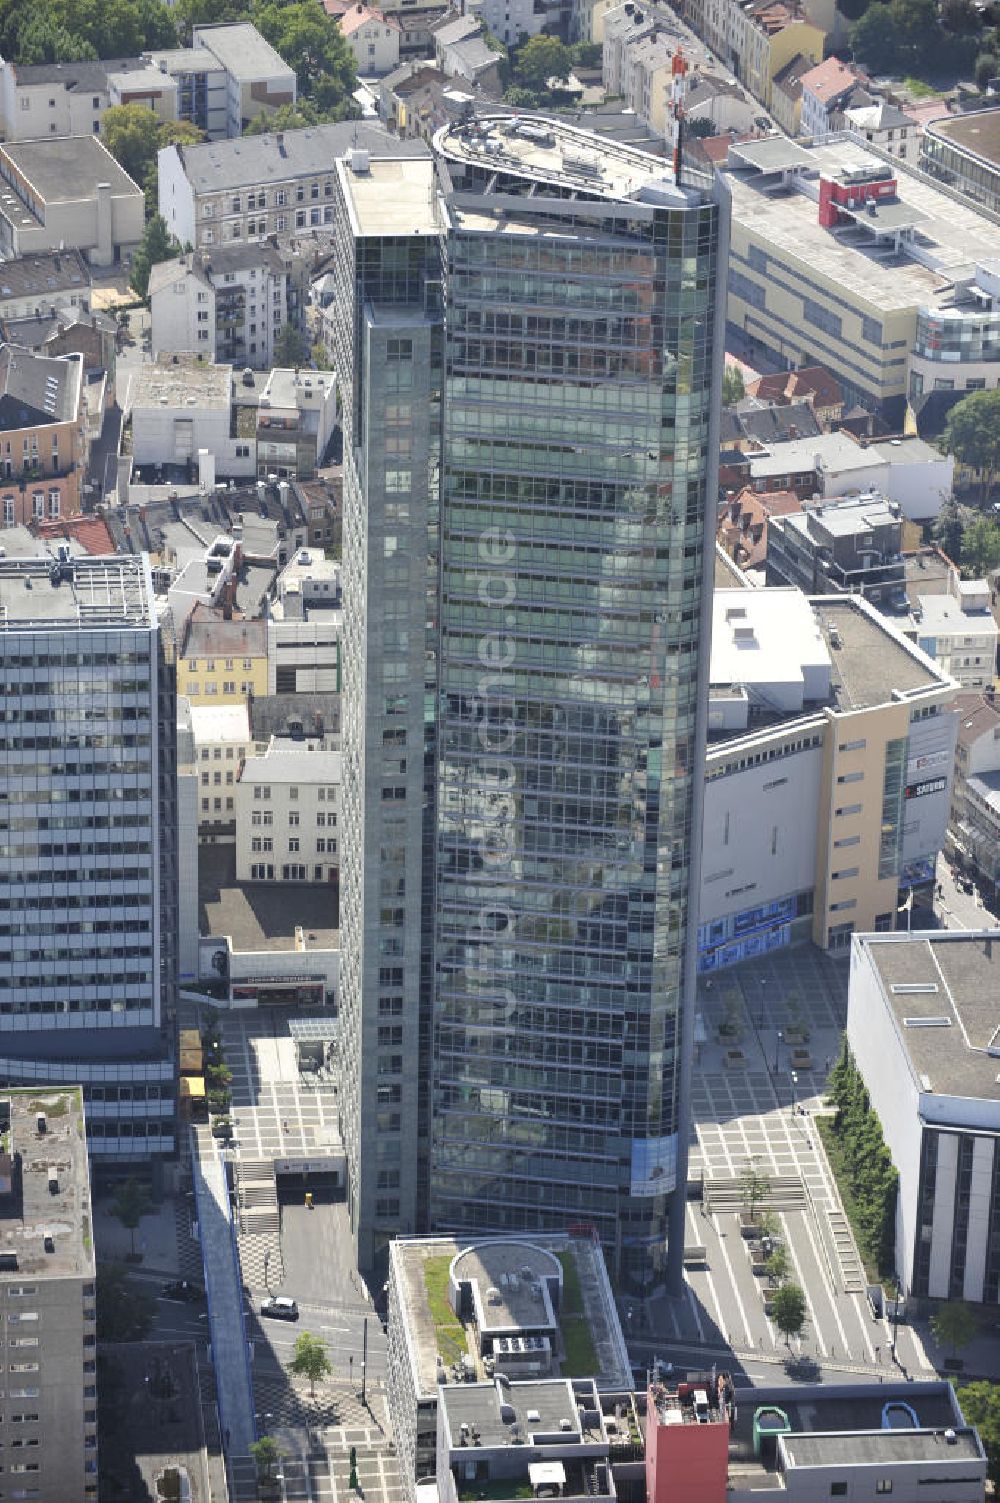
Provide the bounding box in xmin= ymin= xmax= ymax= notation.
xmin=669 ymin=46 xmax=689 ymax=185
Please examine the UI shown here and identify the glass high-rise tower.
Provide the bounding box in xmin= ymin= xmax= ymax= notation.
xmin=336 ymin=123 xmax=728 ymax=1286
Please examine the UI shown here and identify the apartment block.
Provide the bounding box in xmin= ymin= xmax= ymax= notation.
xmin=158 ymin=120 xmax=426 ymax=250
xmin=0 ymin=555 xmax=176 ymax=1159
xmin=721 ymin=135 xmax=1000 ymax=414
xmin=191 ymin=24 xmax=296 ymax=136
xmin=908 ymin=579 xmax=998 ymax=691
xmin=700 ymin=589 xmax=958 ymax=969
xmin=177 ymin=603 xmax=268 ymax=705
xmin=183 ymin=699 xmax=250 ymax=840
xmin=234 ymin=742 xmax=340 ymax=884
xmin=0 ymin=345 xmax=87 ymax=524
xmin=0 ymin=1087 xmax=98 ymax=1502
xmin=0 ymin=136 xmax=143 ymax=265
xmin=0 ymin=251 xmax=91 ymax=322
xmin=766 ymin=492 xmax=907 ymax=606
xmin=149 ymin=243 xmax=301 ymax=370
xmin=849 ymin=929 xmax=1000 ymax=1305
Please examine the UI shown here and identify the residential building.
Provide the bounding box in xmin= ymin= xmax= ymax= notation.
xmin=177 ymin=602 xmax=268 ymax=704
xmin=191 ymin=24 xmax=296 ymax=136
xmin=0 ymin=308 xmax=117 ymax=390
xmin=769 ymin=52 xmax=811 ymax=135
xmin=908 ymin=259 xmax=1000 ymax=404
xmin=746 ymin=365 xmax=844 ymax=427
xmin=0 ymin=554 xmax=176 ymax=1160
xmin=738 ymin=5 xmax=823 ymax=114
xmin=249 ymin=690 xmax=340 ymax=746
xmin=185 ymin=700 xmax=251 ymax=840
xmin=921 ymin=106 xmax=1000 ymax=215
xmin=385 ymin=1234 xmax=631 ymax=1497
xmin=377 ymin=61 xmax=477 ymax=139
xmin=909 ymin=578 xmax=998 ymax=690
xmin=742 ymin=430 xmax=953 ymax=521
xmin=149 ymin=243 xmax=301 ymax=369
xmin=432 ymin=15 xmax=502 ymax=86
xmin=947 ymin=690 xmax=1000 ymax=901
xmin=717 ymin=485 xmax=802 ymax=574
xmin=158 ymin=120 xmax=425 ymax=251
xmin=166 ymin=533 xmax=240 ymax=628
xmin=722 ymin=1379 xmax=984 ymax=1503
xmin=737 ymin=399 xmax=821 ymax=449
xmin=0 ymin=250 xmax=91 ymax=322
xmin=254 ymin=366 xmax=336 ymax=479
xmin=842 ymin=97 xmax=917 ymax=161
xmin=234 ymin=741 xmax=341 ymax=883
xmin=334 ymin=122 xmax=729 ymax=1282
xmin=0 ymin=345 xmax=87 ymax=524
xmin=799 ymin=55 xmax=867 ymax=139
xmin=0 ymin=55 xmax=154 ymax=142
xmin=766 ymin=492 xmax=907 ymax=606
xmin=848 ymin=928 xmax=1000 ymax=1303
xmin=462 ymin=0 xmax=551 ymax=44
xmin=700 ymin=590 xmax=958 ymax=969
xmin=147 ymin=46 xmax=229 ymax=139
xmin=0 ymin=135 xmax=144 ymax=265
xmin=0 ymin=1087 xmax=98 ymax=1502
xmin=130 ymin=354 xmax=253 ymax=479
xmin=339 ymin=3 xmax=401 ymax=75
xmin=723 ymin=135 xmax=1000 ymax=415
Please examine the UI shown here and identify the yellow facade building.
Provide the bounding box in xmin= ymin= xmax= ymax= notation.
xmin=177 ymin=604 xmax=268 ymax=706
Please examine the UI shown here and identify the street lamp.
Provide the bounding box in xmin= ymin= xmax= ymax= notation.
xmin=774 ymin=1029 xmax=783 ymax=1075
xmin=789 ymin=1070 xmax=798 ymax=1115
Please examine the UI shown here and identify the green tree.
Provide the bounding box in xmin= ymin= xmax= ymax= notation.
xmin=96 ymin=1265 xmax=154 ymax=1341
xmin=250 ymin=1434 xmax=283 ymax=1484
xmin=101 ymin=103 xmax=162 ymax=185
xmin=722 ymin=363 xmax=746 ymax=405
xmin=771 ymin=1281 xmax=807 ymax=1347
xmin=245 ymin=100 xmax=321 ymax=134
xmin=274 ymin=322 xmax=310 ymax=367
xmin=959 ymin=514 xmax=1000 ymax=577
xmin=955 ymin=1381 xmax=1000 ymax=1486
xmin=130 ymin=213 xmax=180 ymax=298
xmin=932 ymin=1299 xmax=977 ymax=1359
xmin=764 ymin=1243 xmax=789 ymax=1287
xmin=172 ymin=0 xmax=241 ymax=43
xmin=13 ymin=14 xmax=95 ymax=61
xmin=251 ymin=0 xmax=357 ymax=116
xmin=514 ymin=33 xmax=573 ymax=88
xmin=740 ymin=1157 xmax=771 ymax=1222
xmin=976 ymin=51 xmax=1000 ymax=88
xmin=943 ymin=389 xmax=1000 ymax=504
xmin=941 ymin=0 xmax=980 ymax=30
xmin=850 ymin=3 xmax=899 ymax=71
xmin=934 ymin=500 xmax=964 ymax=564
xmin=112 ymin=1177 xmax=153 ymax=1259
xmin=571 ymin=40 xmax=602 ymax=67
xmin=289 ymin=1330 xmax=332 ymax=1397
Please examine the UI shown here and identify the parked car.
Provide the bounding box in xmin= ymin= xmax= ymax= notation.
xmin=162 ymin=1280 xmax=205 ymax=1304
xmin=260 ymin=1296 xmax=299 ymax=1321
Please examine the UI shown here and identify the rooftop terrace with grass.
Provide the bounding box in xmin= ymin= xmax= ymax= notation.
xmin=389 ymin=1234 xmax=631 ymax=1402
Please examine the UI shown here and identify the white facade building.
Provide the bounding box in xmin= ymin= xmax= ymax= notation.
xmin=340 ymin=5 xmax=401 ymax=76
xmin=189 ymin=701 xmax=251 ymax=840
xmin=235 ymin=742 xmax=341 ymax=883
xmin=149 ymin=256 xmax=215 ymax=359
xmin=910 ymin=580 xmax=998 ymax=691
xmin=130 ymin=355 xmax=254 ymax=478
xmin=191 ymin=24 xmax=296 ymax=136
xmin=149 ymin=243 xmax=296 ymax=370
xmin=849 ymin=929 xmax=1000 ymax=1304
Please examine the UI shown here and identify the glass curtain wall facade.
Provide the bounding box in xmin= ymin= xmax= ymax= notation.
xmin=431 ymin=170 xmax=728 ymax=1283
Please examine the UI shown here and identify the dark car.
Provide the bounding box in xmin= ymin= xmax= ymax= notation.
xmin=162 ymin=1280 xmax=206 ymax=1304
xmin=260 ymin=1296 xmax=299 ymax=1321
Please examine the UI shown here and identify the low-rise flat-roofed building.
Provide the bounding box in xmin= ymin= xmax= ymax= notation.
xmin=700 ymin=589 xmax=958 ymax=968
xmin=0 ymin=250 xmax=91 ymax=321
xmin=920 ymin=106 xmax=1000 ymax=216
xmin=722 ymin=135 xmax=1000 ymax=415
xmin=0 ymin=1087 xmax=98 ymax=1502
xmin=908 ymin=579 xmax=998 ymax=691
xmin=387 ymin=1235 xmax=631 ymax=1500
xmin=0 ymin=136 xmax=144 ymax=265
xmin=849 ymin=929 xmax=1000 ymax=1304
xmin=191 ymin=23 xmax=296 ymax=136
xmin=766 ymin=491 xmax=906 ymax=606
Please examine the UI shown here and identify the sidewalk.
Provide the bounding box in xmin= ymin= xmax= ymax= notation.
xmin=93 ymin=1190 xmax=183 ymax=1275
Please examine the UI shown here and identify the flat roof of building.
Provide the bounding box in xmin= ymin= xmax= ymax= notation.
xmin=241 ymin=744 xmax=341 ymax=782
xmin=435 ymin=115 xmax=688 ymax=203
xmin=0 ymin=1087 xmax=94 ymax=1280
xmin=724 ymin=135 xmax=1000 ymax=314
xmin=133 ymin=354 xmax=232 ymax=411
xmin=0 ymin=134 xmax=141 ymax=203
xmin=783 ymin=1428 xmax=982 ymax=1467
xmin=169 ymin=122 xmax=427 ymax=194
xmin=150 ymin=45 xmax=224 ymax=75
xmin=795 ymin=491 xmax=899 ymax=538
xmin=926 ymin=107 xmax=1000 ymax=168
xmin=192 ymin=23 xmax=292 ymax=80
xmin=440 ymin=1379 xmax=587 ymax=1449
xmin=0 ymin=553 xmax=154 ymax=630
xmin=858 ymin=931 xmax=1000 ymax=1103
xmin=189 ymin=703 xmax=251 ymax=746
xmin=336 ymin=153 xmax=441 ymax=239
xmin=914 ymin=592 xmax=997 ymax=635
xmin=198 ymin=843 xmax=338 ymax=951
xmin=390 ymin=1235 xmax=632 ymax=1398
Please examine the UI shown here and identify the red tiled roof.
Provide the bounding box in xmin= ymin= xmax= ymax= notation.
xmin=747 ymin=365 xmax=843 ymax=411
xmin=35 ymin=516 xmax=114 ymax=555
xmin=800 ymin=55 xmax=866 ymax=105
xmin=339 ymin=3 xmax=399 ymax=34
